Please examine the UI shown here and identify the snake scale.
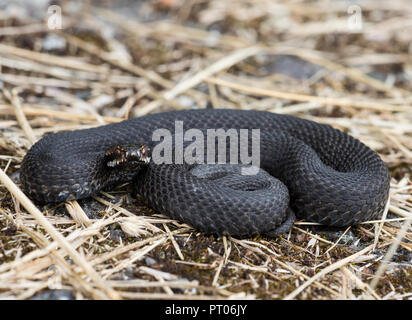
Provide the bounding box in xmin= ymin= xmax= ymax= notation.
xmin=20 ymin=109 xmax=390 ymax=237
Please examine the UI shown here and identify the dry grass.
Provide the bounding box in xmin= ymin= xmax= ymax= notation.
xmin=0 ymin=0 xmax=411 ymax=300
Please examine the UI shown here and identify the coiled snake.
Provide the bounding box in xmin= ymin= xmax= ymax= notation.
xmin=20 ymin=109 xmax=390 ymax=237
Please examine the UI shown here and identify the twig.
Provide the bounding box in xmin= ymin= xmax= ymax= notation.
xmin=370 ymin=218 xmax=412 ymax=290
xmin=284 ymin=244 xmax=374 ymax=300
xmin=0 ymin=167 xmax=120 ymax=300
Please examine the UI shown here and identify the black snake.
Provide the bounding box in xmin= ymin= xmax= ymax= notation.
xmin=20 ymin=109 xmax=390 ymax=237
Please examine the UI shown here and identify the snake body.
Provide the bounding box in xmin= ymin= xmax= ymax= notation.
xmin=20 ymin=109 xmax=390 ymax=237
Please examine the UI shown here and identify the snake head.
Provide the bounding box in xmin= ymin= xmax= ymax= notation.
xmin=105 ymin=144 xmax=151 ymax=168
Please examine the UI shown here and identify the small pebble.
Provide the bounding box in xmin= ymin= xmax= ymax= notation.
xmin=110 ymin=229 xmax=124 ymax=241
xmin=31 ymin=290 xmax=74 ymax=300
xmin=145 ymin=257 xmax=156 ymax=266
xmin=43 ymin=34 xmax=67 ymax=51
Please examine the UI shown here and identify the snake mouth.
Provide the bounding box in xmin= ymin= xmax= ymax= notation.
xmin=105 ymin=144 xmax=151 ymax=168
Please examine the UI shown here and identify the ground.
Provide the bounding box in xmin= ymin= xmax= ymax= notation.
xmin=0 ymin=0 xmax=411 ymax=300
